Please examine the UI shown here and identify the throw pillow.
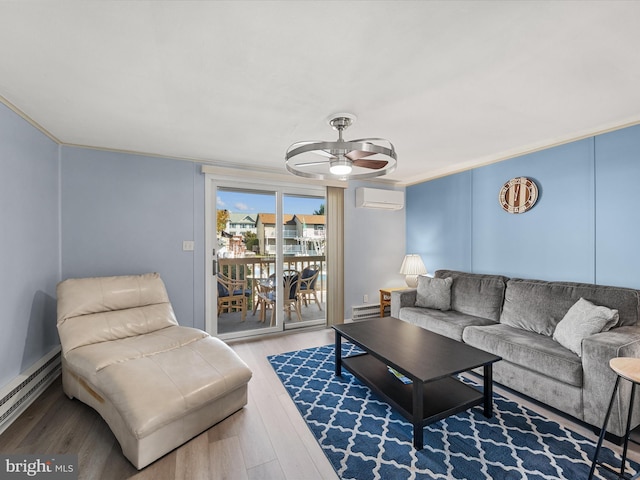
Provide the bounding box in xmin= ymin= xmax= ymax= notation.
xmin=415 ymin=276 xmax=453 ymax=311
xmin=552 ymin=297 xmax=619 ymax=357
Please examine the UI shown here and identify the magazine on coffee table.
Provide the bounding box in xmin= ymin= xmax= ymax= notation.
xmin=387 ymin=366 xmax=412 ymax=384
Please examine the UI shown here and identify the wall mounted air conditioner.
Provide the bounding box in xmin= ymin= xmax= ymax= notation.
xmin=355 ymin=187 xmax=404 ymax=210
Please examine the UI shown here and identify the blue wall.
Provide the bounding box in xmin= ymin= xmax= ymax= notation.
xmin=0 ymin=103 xmax=60 ymax=388
xmin=61 ymin=147 xmax=205 ymax=329
xmin=406 ymin=172 xmax=472 ymax=274
xmin=595 ymin=127 xmax=640 ymax=287
xmin=407 ymin=124 xmax=640 ymax=288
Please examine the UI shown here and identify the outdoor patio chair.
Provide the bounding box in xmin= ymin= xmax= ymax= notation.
xmin=298 ymin=265 xmax=322 ymax=311
xmin=217 ymin=273 xmax=250 ymax=321
xmin=257 ymin=269 xmax=301 ymax=326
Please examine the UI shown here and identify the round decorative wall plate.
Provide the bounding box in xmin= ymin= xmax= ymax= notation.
xmin=499 ymin=177 xmax=538 ymax=214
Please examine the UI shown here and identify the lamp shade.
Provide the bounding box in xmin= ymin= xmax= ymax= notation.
xmin=399 ymin=254 xmax=427 ymax=288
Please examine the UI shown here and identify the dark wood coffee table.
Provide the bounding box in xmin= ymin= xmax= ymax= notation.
xmin=333 ymin=317 xmax=501 ymax=449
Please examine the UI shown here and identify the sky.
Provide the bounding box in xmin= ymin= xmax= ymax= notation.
xmin=217 ymin=189 xmax=324 ymax=215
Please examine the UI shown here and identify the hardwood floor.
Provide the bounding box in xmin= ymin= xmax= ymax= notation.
xmin=1 ymin=326 xmax=639 ymax=479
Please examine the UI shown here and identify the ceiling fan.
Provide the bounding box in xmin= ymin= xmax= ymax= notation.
xmin=285 ymin=113 xmax=397 ymax=180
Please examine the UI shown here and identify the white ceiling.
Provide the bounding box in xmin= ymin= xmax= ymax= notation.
xmin=1 ymin=1 xmax=640 ymax=185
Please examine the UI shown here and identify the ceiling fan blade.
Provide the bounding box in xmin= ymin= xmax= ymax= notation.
xmin=352 ymin=159 xmax=389 ymax=170
xmin=313 ymin=150 xmax=335 ymax=158
xmin=295 ymin=160 xmax=330 ymax=167
xmin=345 ymin=149 xmax=376 ymax=161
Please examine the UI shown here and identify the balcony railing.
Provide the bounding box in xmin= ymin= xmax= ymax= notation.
xmin=265 ymin=245 xmax=322 ymax=255
xmin=263 ymin=230 xmax=326 ymax=239
xmin=217 ymin=255 xmax=326 ymax=306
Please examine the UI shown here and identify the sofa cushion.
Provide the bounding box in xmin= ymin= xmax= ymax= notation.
xmin=399 ymin=307 xmax=497 ymax=342
xmin=552 ymin=298 xmax=619 ymax=357
xmin=415 ymin=276 xmax=452 ymax=311
xmin=500 ymin=278 xmax=640 ymax=336
xmin=435 ymin=270 xmax=508 ymax=322
xmin=463 ymin=323 xmax=583 ymax=387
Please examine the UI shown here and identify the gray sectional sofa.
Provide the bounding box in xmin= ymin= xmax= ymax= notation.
xmin=390 ymin=269 xmax=640 ymax=438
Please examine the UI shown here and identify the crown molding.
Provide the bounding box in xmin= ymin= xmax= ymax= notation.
xmin=0 ymin=95 xmax=61 ymax=144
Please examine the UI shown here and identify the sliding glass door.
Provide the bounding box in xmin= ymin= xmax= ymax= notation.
xmin=282 ymin=193 xmax=326 ymax=330
xmin=206 ymin=177 xmax=326 ymax=340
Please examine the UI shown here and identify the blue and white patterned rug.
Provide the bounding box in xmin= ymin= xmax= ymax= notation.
xmin=268 ymin=343 xmax=640 ymax=480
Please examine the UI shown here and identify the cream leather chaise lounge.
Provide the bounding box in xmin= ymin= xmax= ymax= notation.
xmin=56 ymin=273 xmax=252 ymax=469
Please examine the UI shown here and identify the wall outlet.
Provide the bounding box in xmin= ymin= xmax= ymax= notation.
xmin=182 ymin=240 xmax=195 ymax=251
xmin=363 ymin=294 xmax=369 ymax=303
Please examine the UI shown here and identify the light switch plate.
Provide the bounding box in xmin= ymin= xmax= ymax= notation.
xmin=182 ymin=240 xmax=195 ymax=251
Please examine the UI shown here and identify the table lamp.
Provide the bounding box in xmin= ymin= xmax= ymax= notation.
xmin=399 ymin=254 xmax=427 ymax=288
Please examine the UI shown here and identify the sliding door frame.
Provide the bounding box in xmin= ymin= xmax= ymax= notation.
xmin=204 ymin=170 xmax=339 ymax=338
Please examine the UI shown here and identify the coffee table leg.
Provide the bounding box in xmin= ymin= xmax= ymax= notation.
xmin=413 ymin=380 xmax=424 ymax=449
xmin=483 ymin=364 xmax=494 ymax=418
xmin=335 ymin=330 xmax=342 ymax=376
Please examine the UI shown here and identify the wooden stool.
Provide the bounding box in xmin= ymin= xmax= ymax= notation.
xmin=589 ymin=357 xmax=640 ymax=479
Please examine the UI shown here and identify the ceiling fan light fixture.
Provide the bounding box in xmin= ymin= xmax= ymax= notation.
xmin=329 ymin=156 xmax=352 ymax=176
xmin=285 ymin=113 xmax=397 ymax=180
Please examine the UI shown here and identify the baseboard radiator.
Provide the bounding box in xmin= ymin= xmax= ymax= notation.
xmin=0 ymin=346 xmax=62 ymax=435
xmin=351 ymin=303 xmax=385 ymax=321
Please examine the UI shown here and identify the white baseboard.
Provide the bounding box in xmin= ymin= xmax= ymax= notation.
xmin=0 ymin=346 xmax=62 ymax=435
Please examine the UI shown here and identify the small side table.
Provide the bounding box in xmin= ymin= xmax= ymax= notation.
xmin=379 ymin=287 xmax=407 ymax=317
xmin=589 ymin=357 xmax=640 ymax=480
